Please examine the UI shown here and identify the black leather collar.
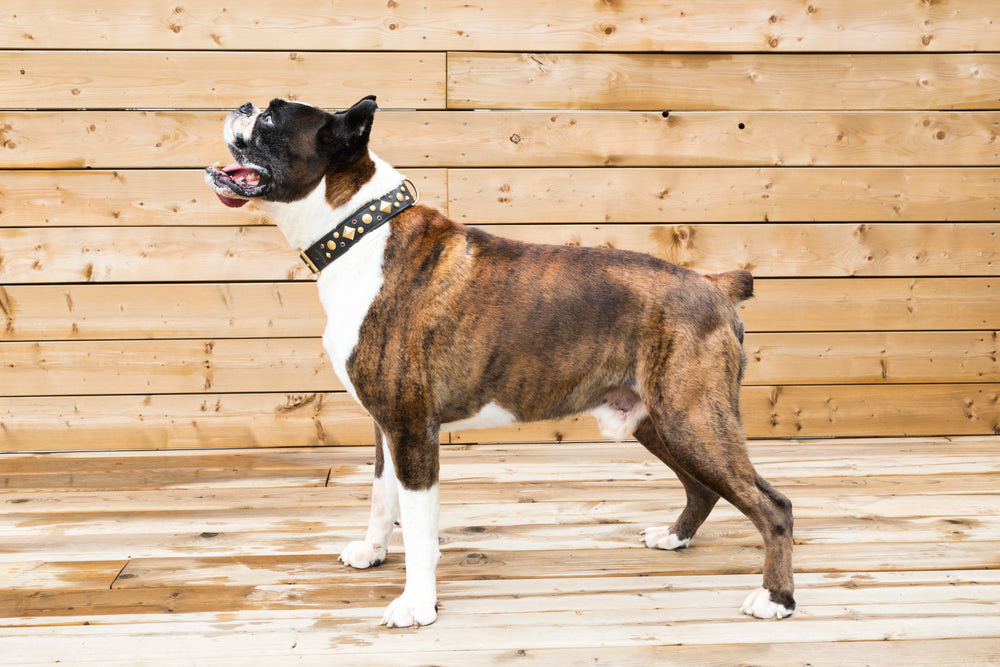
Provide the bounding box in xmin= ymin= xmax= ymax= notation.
xmin=299 ymin=179 xmax=419 ymax=275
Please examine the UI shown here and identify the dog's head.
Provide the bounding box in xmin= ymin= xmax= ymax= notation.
xmin=205 ymin=96 xmax=378 ymax=208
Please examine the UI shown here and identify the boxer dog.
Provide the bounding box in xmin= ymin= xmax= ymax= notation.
xmin=205 ymin=96 xmax=795 ymax=628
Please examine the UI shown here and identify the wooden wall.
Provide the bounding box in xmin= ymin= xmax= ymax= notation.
xmin=1 ymin=1 xmax=998 ymax=452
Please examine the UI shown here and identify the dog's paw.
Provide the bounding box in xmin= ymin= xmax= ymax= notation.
xmin=641 ymin=526 xmax=691 ymax=550
xmin=339 ymin=540 xmax=386 ymax=569
xmin=740 ymin=587 xmax=794 ymax=620
xmin=380 ymin=594 xmax=437 ymax=628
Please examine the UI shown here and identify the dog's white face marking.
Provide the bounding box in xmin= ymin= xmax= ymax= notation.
xmin=223 ymin=108 xmax=260 ymax=146
xmin=441 ymin=400 xmax=518 ymax=432
xmin=741 ymin=587 xmax=794 ymax=619
xmin=340 ymin=434 xmax=400 ymax=569
xmin=381 ymin=484 xmax=441 ymax=628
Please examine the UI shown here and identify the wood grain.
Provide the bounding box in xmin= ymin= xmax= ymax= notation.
xmin=2 ymin=385 xmax=997 ymax=452
xmin=1 ymin=222 xmax=995 ymax=283
xmin=2 ymin=332 xmax=994 ymax=397
xmin=5 ymin=110 xmax=1000 ymax=168
xmin=1 ymin=1 xmax=996 ymax=52
xmin=3 ymin=278 xmax=994 ymax=342
xmin=448 ymin=167 xmax=1000 ymax=224
xmin=0 ymin=169 xmax=447 ymax=227
xmin=448 ymin=52 xmax=1000 ymax=111
xmin=2 ymin=167 xmax=993 ymax=228
xmin=744 ymin=278 xmax=1000 ymax=333
xmin=0 ymin=51 xmax=445 ymax=110
xmin=449 ymin=384 xmax=1000 ymax=442
xmin=476 ymin=223 xmax=999 ymax=278
xmin=0 ymin=392 xmax=380 ymax=452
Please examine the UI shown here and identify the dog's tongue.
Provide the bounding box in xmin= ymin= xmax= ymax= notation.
xmin=215 ymin=162 xmax=251 ymax=208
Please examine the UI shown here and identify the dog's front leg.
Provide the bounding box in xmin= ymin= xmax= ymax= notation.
xmin=374 ymin=424 xmax=441 ymax=628
xmin=381 ymin=481 xmax=440 ymax=628
xmin=340 ymin=429 xmax=399 ymax=569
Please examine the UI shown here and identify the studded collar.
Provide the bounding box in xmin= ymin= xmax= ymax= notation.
xmin=299 ymin=179 xmax=419 ymax=275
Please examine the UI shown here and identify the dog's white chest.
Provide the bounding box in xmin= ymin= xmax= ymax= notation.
xmin=317 ymin=224 xmax=390 ymax=401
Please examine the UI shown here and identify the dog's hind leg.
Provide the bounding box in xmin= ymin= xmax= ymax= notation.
xmin=339 ymin=427 xmax=400 ymax=569
xmin=641 ymin=333 xmax=795 ymax=619
xmin=634 ymin=417 xmax=720 ymax=550
xmin=646 ymin=395 xmax=795 ymax=619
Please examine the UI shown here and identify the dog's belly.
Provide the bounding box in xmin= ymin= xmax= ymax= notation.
xmin=440 ymin=401 xmax=518 ymax=432
xmin=440 ymin=388 xmax=646 ymax=440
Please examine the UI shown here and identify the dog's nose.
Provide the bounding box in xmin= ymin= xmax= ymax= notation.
xmin=237 ymin=102 xmax=255 ymax=116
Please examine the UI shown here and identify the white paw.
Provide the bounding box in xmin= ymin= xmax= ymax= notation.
xmin=380 ymin=593 xmax=437 ymax=628
xmin=741 ymin=587 xmax=794 ymax=619
xmin=641 ymin=526 xmax=691 ymax=550
xmin=339 ymin=540 xmax=386 ymax=569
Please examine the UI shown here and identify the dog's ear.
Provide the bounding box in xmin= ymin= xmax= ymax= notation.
xmin=319 ymin=95 xmax=377 ymax=162
xmin=344 ymin=95 xmax=378 ymax=138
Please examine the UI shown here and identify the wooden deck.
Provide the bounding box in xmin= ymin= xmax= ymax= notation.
xmin=2 ymin=436 xmax=999 ymax=665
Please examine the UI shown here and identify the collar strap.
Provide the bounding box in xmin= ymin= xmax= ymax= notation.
xmin=299 ymin=179 xmax=419 ymax=275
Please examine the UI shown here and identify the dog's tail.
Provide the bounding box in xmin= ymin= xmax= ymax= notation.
xmin=705 ymin=269 xmax=754 ymax=304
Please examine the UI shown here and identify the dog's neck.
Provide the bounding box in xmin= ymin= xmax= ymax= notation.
xmin=254 ymin=150 xmax=405 ymax=252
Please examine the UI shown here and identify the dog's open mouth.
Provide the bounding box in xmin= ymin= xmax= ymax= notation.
xmin=205 ymin=161 xmax=267 ymax=208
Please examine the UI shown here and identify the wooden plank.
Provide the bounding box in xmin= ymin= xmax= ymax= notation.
xmin=0 ymin=169 xmax=447 ymax=227
xmin=7 ymin=632 xmax=992 ymax=667
xmin=742 ymin=278 xmax=1000 ymax=333
xmin=2 ymin=386 xmax=998 ymax=453
xmin=0 ymin=283 xmax=325 ymax=341
xmin=450 ymin=384 xmax=1000 ymax=442
xmin=0 ymin=338 xmax=341 ymax=396
xmin=741 ymin=331 xmax=1000 ymax=385
xmin=477 ymin=223 xmax=998 ymax=278
xmin=448 ymin=167 xmax=1000 ymax=224
xmin=483 ymin=223 xmax=1000 ymax=280
xmin=1 ymin=560 xmax=127 ymax=592
xmin=0 ymin=51 xmax=445 ymax=110
xmin=1 ymin=1 xmax=996 ymax=52
xmin=2 ymin=279 xmax=995 ymax=341
xmin=5 ymin=110 xmax=1000 ymax=169
xmin=1 ymin=332 xmax=994 ymax=397
xmin=0 ymin=392 xmax=379 ymax=453
xmin=2 ymin=612 xmax=997 ymax=662
xmin=1 ymin=222 xmax=996 ymax=283
xmin=2 ymin=438 xmax=995 ymax=484
xmin=448 ymin=53 xmax=1000 ymax=111
xmin=4 ymin=504 xmax=997 ymax=560
xmin=1 ymin=167 xmax=993 ymax=228
xmin=8 ymin=471 xmax=999 ymax=514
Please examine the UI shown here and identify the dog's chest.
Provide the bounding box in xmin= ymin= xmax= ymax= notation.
xmin=316 ymin=224 xmax=391 ymax=401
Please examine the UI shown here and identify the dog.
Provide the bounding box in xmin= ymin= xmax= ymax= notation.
xmin=205 ymin=96 xmax=795 ymax=628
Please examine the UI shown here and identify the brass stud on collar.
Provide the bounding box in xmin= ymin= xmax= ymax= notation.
xmin=369 ymin=204 xmax=377 ymax=211
xmin=379 ymin=200 xmax=393 ymax=213
xmin=342 ymin=226 xmax=357 ymax=241
xmin=396 ymin=192 xmax=404 ymax=201
xmin=327 ymin=240 xmax=336 ymax=249
xmin=362 ymin=213 xmax=373 ymax=224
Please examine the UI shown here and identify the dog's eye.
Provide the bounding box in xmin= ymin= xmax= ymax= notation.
xmin=261 ymin=113 xmax=273 ymax=126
